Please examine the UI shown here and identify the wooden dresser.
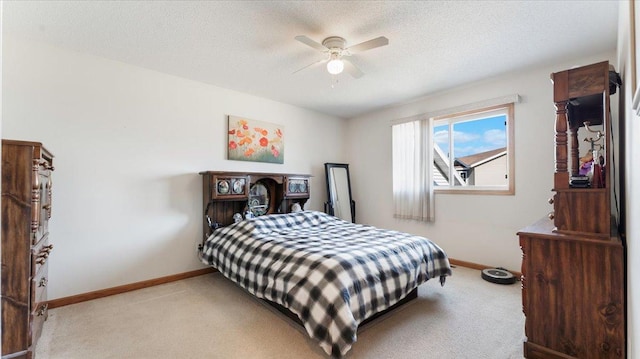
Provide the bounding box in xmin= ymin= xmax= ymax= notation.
xmin=518 ymin=61 xmax=625 ymax=358
xmin=2 ymin=140 xmax=54 ymax=359
xmin=519 ymin=219 xmax=624 ymax=358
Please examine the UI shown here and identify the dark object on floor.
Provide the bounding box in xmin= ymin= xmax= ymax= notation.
xmin=481 ymin=267 xmax=516 ymax=285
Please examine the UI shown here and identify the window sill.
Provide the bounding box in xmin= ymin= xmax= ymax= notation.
xmin=435 ymin=187 xmax=514 ymax=195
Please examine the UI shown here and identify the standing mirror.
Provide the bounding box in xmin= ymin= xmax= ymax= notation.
xmin=324 ymin=163 xmax=356 ymax=222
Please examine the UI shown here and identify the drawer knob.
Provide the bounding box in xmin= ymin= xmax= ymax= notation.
xmin=548 ymin=197 xmax=554 ymax=204
xmin=39 ymin=162 xmax=55 ymax=171
xmin=548 ymin=212 xmax=555 ymax=220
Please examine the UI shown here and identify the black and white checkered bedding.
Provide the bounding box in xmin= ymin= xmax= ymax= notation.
xmin=200 ymin=210 xmax=451 ymax=357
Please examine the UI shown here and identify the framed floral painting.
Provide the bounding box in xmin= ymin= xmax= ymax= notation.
xmin=227 ymin=115 xmax=284 ymax=164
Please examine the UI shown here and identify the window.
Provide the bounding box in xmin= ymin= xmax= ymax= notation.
xmin=392 ymin=97 xmax=517 ymax=221
xmin=433 ymin=103 xmax=514 ymax=194
xmin=392 ymin=99 xmax=516 ymax=221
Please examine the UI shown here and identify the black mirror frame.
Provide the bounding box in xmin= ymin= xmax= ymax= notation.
xmin=324 ymin=163 xmax=356 ymax=223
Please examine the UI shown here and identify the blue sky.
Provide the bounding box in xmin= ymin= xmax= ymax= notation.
xmin=434 ymin=115 xmax=507 ymax=157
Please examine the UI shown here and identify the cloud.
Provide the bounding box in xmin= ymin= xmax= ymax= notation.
xmin=483 ymin=129 xmax=506 ymax=146
xmin=455 ymin=130 xmax=481 ymax=143
xmin=433 ymin=130 xmax=481 ymax=146
xmin=433 ymin=130 xmax=449 ymax=145
xmin=433 ymin=127 xmax=505 ymax=157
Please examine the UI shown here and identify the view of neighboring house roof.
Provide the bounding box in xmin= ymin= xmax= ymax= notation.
xmin=456 ymin=147 xmax=507 ymax=168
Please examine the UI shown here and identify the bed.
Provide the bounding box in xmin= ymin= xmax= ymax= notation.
xmin=199 ymin=210 xmax=452 ymax=357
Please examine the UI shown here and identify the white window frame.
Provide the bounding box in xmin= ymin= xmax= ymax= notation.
xmin=433 ymin=103 xmax=515 ymax=195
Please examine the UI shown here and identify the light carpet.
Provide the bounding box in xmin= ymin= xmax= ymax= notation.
xmin=36 ymin=266 xmax=525 ymax=358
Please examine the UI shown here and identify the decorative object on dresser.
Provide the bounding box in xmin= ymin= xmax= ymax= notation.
xmin=518 ymin=61 xmax=625 ymax=358
xmin=1 ymin=139 xmax=54 ymax=359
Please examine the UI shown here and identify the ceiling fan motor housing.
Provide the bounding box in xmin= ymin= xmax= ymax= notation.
xmin=322 ymin=36 xmax=346 ymax=51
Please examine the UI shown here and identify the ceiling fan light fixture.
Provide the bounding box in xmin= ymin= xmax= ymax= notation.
xmin=295 ymin=34 xmax=388 ymax=79
xmin=327 ymin=57 xmax=344 ymax=75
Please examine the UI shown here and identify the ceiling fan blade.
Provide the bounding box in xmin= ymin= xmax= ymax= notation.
xmin=292 ymin=58 xmax=326 ymax=74
xmin=343 ymin=59 xmax=364 ymax=79
xmin=295 ymin=35 xmax=327 ymax=52
xmin=346 ymin=36 xmax=389 ymax=53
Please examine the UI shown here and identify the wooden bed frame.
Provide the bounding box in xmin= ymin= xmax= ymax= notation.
xmin=199 ymin=170 xmax=419 ymax=331
xmin=264 ymin=288 xmax=419 ymax=330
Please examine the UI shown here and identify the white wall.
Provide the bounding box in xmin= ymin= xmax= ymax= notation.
xmin=617 ymin=2 xmax=639 ymax=357
xmin=2 ymin=37 xmax=346 ymax=300
xmin=346 ymin=52 xmax=616 ymax=273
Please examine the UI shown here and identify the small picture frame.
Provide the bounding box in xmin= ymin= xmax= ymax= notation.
xmin=212 ymin=175 xmax=248 ymax=199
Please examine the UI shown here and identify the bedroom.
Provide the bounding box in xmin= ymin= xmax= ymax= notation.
xmin=1 ymin=1 xmax=638 ymax=358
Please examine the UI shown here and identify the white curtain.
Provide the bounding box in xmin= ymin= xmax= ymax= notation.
xmin=392 ymin=119 xmax=434 ymax=221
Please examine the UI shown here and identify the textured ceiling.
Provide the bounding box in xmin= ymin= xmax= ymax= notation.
xmin=4 ymin=1 xmax=619 ymax=119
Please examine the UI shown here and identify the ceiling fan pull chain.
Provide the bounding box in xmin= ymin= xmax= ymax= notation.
xmin=331 ymin=74 xmax=339 ymax=89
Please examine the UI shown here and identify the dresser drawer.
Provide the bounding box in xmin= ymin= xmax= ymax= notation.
xmin=29 ymin=302 xmax=48 ymax=348
xmin=30 ymin=260 xmax=49 ymax=310
xmin=31 ymin=236 xmax=53 ymax=276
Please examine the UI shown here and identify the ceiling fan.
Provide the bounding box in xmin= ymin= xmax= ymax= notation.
xmin=294 ymin=35 xmax=389 ymax=78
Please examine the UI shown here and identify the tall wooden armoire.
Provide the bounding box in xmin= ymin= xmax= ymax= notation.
xmin=518 ymin=61 xmax=625 ymax=358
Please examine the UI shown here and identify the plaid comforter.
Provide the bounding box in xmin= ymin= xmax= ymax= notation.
xmin=200 ymin=211 xmax=451 ymax=357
